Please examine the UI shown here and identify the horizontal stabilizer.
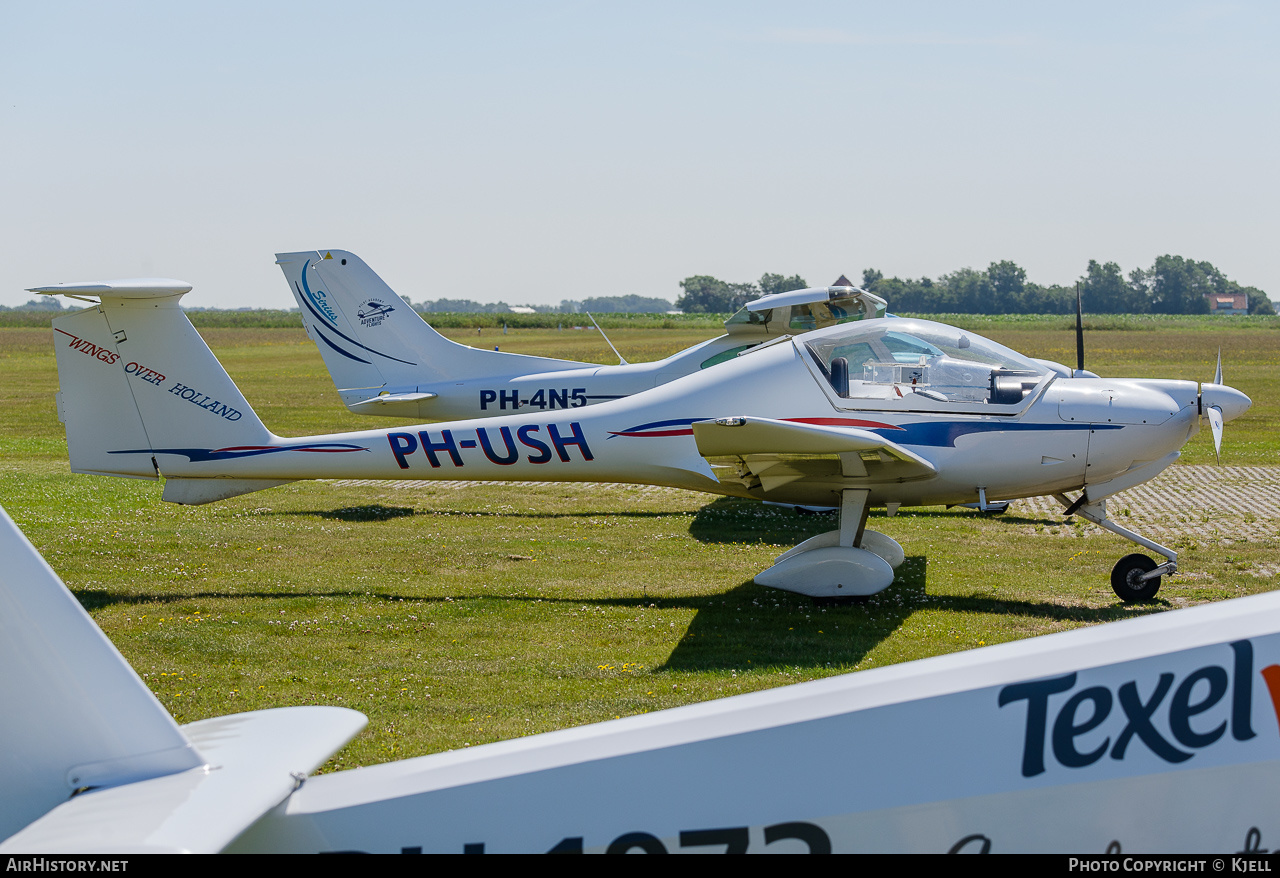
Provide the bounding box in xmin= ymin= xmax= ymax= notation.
xmin=29 ymin=279 xmax=193 ymax=299
xmin=1 ymin=707 xmax=366 ymax=854
xmin=350 ymin=391 xmax=438 ymax=411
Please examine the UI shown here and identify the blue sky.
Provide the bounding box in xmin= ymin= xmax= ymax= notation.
xmin=2 ymin=1 xmax=1276 ymax=309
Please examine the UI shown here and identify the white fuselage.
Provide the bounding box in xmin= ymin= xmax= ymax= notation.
xmin=354 ymin=333 xmax=754 ymax=420
xmin=139 ymin=339 xmax=1203 ymax=511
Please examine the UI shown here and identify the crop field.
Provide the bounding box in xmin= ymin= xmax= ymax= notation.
xmin=1 ymin=314 xmax=1277 ymax=769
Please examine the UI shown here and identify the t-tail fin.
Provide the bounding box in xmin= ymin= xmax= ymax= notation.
xmin=276 ymin=249 xmax=445 ymax=390
xmin=275 ymin=250 xmax=587 ymax=408
xmin=38 ymin=279 xmax=279 ymax=499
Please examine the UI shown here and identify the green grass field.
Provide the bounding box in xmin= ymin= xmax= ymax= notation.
xmin=1 ymin=314 xmax=1277 ymax=768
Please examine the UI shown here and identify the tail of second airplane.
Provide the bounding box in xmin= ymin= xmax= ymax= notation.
xmin=275 ymin=250 xmax=584 ymax=409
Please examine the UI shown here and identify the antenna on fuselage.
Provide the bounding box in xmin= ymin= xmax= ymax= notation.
xmin=585 ymin=312 xmax=629 ymax=365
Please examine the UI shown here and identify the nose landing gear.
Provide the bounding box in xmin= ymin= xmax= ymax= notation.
xmin=1053 ymin=494 xmax=1178 ymax=603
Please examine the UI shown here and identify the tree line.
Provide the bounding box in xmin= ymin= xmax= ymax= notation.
xmin=861 ymin=256 xmax=1274 ymax=316
xmin=673 ymin=257 xmax=1273 ymax=316
xmin=9 ymin=256 xmax=1272 ymax=317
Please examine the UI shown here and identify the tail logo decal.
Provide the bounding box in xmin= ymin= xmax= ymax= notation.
xmin=357 ymin=298 xmax=395 ymax=327
xmin=301 ymin=272 xmax=341 ymax=327
xmin=295 ymin=260 xmax=416 ymax=366
xmin=123 ymin=361 xmax=166 ymax=386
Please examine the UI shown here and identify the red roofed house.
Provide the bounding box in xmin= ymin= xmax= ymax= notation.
xmin=1208 ymin=293 xmax=1248 ymax=315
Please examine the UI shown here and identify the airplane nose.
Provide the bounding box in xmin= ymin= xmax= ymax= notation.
xmin=1200 ymin=384 xmax=1251 ymax=423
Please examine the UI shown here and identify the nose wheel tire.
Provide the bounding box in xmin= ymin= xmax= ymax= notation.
xmin=1111 ymin=553 xmax=1160 ymax=603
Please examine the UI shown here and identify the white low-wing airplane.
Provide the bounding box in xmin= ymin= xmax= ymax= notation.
xmin=3 ymin=501 xmax=1280 ymax=853
xmin=275 ymin=249 xmax=887 ymax=419
xmin=35 ymin=278 xmax=1249 ymax=602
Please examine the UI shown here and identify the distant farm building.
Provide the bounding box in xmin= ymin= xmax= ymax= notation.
xmin=1208 ymin=293 xmax=1248 ymax=316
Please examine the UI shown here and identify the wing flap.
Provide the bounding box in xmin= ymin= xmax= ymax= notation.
xmin=691 ymin=417 xmax=937 ymax=488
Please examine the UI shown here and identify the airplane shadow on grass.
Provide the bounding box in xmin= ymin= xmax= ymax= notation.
xmin=686 ymin=496 xmax=835 ymax=547
xmin=294 ymin=497 xmax=1068 ymax=531
xmin=666 ymin=496 xmax=1165 ymax=671
xmin=661 ymin=567 xmax=1168 ymax=673
xmin=69 ymin=499 xmax=1164 ymax=675
xmin=685 ymin=496 xmax=1070 ymax=548
xmin=67 ymin=566 xmax=1165 ymax=679
xmin=314 ymin=504 xmax=419 ymax=522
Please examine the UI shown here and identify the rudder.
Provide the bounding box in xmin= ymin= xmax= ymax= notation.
xmin=51 ymin=305 xmax=157 ymax=478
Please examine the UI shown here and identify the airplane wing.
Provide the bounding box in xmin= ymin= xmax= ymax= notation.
xmin=1 ymin=707 xmax=366 ymax=854
xmin=691 ymin=417 xmax=936 ymax=494
xmin=0 ymin=502 xmax=367 ymax=853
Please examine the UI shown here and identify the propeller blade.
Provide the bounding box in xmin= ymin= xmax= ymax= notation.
xmin=1075 ymin=282 xmax=1085 ymax=374
xmin=1207 ymin=405 xmax=1224 ymax=464
xmin=1214 ymin=348 xmax=1223 ymax=386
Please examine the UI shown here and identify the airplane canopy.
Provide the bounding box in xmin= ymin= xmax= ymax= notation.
xmin=725 ymin=287 xmax=887 ymax=338
xmin=802 ymin=318 xmax=1051 ymax=406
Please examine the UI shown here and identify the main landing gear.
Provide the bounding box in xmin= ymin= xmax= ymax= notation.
xmin=1054 ymin=493 xmax=1177 ymax=603
xmin=754 ymin=489 xmax=904 ymax=601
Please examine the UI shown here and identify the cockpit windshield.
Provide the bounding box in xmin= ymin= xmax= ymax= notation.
xmin=804 ymin=319 xmax=1050 ymax=406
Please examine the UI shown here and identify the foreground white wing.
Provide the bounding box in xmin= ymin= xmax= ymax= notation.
xmin=4 ymin=499 xmax=1280 ymax=852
